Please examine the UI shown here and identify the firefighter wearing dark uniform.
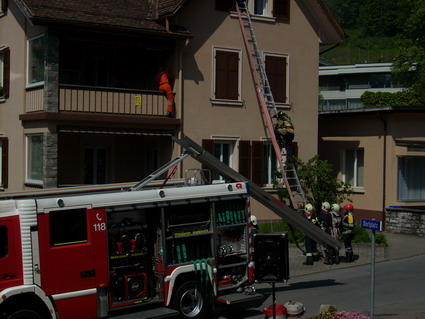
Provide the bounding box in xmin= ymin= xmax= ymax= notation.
xmin=303 ymin=203 xmax=320 ymax=265
xmin=274 ymin=111 xmax=295 ymax=159
xmin=342 ymin=204 xmax=355 ymax=262
xmin=319 ymin=202 xmax=339 ymax=265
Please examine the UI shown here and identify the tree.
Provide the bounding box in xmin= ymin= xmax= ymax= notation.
xmin=393 ymin=0 xmax=425 ymax=104
xmin=275 ymin=156 xmax=352 ymax=211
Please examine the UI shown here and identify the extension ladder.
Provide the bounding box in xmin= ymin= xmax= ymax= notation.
xmin=235 ymin=0 xmax=307 ymax=210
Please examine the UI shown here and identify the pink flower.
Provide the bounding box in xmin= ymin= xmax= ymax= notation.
xmin=333 ymin=311 xmax=369 ymax=319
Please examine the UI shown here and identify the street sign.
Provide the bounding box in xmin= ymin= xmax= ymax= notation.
xmin=361 ymin=219 xmax=383 ymax=232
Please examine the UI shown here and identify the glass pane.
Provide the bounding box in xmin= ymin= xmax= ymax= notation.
xmin=356 ymin=149 xmax=364 ymax=187
xmin=399 ymin=157 xmax=425 ymax=201
xmin=345 ymin=150 xmax=355 ymax=185
xmin=222 ymin=143 xmax=230 ymax=166
xmin=28 ymin=36 xmax=46 ymax=84
xmin=29 ymin=135 xmax=43 ymax=181
xmin=254 ymin=0 xmax=266 ymax=14
xmin=0 ymin=226 xmax=7 ymax=258
xmin=50 ymin=209 xmax=87 ymax=246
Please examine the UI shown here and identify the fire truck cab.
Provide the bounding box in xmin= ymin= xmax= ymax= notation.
xmin=0 ymin=181 xmax=261 ymax=319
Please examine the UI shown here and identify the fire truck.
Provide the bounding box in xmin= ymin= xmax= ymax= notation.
xmin=0 ymin=137 xmax=339 ymax=319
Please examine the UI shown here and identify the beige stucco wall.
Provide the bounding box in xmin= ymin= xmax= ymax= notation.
xmin=175 ymin=1 xmax=321 ymax=219
xmin=0 ymin=2 xmax=46 ymax=192
xmin=319 ymin=112 xmax=425 ymax=213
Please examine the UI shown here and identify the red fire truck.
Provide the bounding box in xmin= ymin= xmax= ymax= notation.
xmin=0 ymin=180 xmax=263 ymax=319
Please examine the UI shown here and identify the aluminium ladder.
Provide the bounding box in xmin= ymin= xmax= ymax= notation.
xmin=235 ymin=1 xmax=307 ymax=210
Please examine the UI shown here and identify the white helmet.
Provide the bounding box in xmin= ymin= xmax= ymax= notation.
xmin=331 ymin=203 xmax=340 ymax=213
xmin=321 ymin=201 xmax=330 ymax=211
xmin=250 ymin=215 xmax=258 ymax=226
xmin=304 ymin=203 xmax=314 ymax=213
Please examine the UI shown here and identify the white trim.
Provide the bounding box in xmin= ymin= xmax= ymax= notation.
xmin=51 ymin=288 xmax=97 ymax=301
xmin=342 ymin=148 xmax=364 ymax=188
xmin=263 ymin=52 xmax=290 ymax=104
xmin=319 ymin=63 xmax=393 ymax=76
xmin=212 ymin=47 xmax=242 ymax=102
xmin=25 ymin=134 xmax=44 ymax=186
xmin=210 ymin=99 xmax=244 ymax=107
xmin=26 ymin=34 xmax=46 ymax=88
xmin=0 ymin=285 xmax=57 ymax=319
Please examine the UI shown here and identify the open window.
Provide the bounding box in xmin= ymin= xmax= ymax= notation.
xmin=0 ymin=47 xmax=9 ymax=99
xmin=343 ymin=148 xmax=364 ymax=188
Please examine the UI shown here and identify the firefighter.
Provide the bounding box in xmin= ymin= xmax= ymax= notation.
xmin=303 ymin=203 xmax=320 ymax=265
xmin=250 ymin=215 xmax=259 ymax=234
xmin=319 ymin=202 xmax=338 ymax=265
xmin=330 ymin=203 xmax=342 ymax=239
xmin=273 ymin=111 xmax=295 ymax=160
xmin=342 ymin=203 xmax=355 ymax=262
xmin=156 ymin=68 xmax=175 ymax=117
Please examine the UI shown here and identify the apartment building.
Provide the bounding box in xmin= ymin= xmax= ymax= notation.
xmin=0 ymin=0 xmax=343 ymax=218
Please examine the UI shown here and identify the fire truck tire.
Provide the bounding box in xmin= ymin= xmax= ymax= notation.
xmin=6 ymin=309 xmax=43 ymax=319
xmin=172 ymin=281 xmax=211 ymax=319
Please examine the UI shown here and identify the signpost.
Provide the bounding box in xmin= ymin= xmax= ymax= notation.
xmin=361 ymin=219 xmax=383 ymax=319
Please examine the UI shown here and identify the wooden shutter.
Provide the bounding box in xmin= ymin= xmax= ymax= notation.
xmin=265 ymin=55 xmax=287 ymax=103
xmin=215 ymin=0 xmax=235 ymax=12
xmin=251 ymin=141 xmax=264 ymax=186
xmin=238 ymin=140 xmax=251 ymax=179
xmin=273 ymin=0 xmax=290 ymax=20
xmin=1 ymin=137 xmax=8 ymax=188
xmin=202 ymin=139 xmax=215 ymax=170
xmin=215 ymin=50 xmax=239 ymax=100
xmin=1 ymin=0 xmax=8 ymax=13
xmin=2 ymin=47 xmax=10 ymax=99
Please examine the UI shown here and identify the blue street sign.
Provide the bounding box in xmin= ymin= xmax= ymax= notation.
xmin=361 ymin=219 xmax=383 ymax=232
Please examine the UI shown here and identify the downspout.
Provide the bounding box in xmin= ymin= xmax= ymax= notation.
xmin=380 ymin=115 xmax=388 ymax=224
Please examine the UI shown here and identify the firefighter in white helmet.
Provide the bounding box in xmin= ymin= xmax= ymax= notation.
xmin=303 ymin=203 xmax=320 ymax=265
xmin=319 ymin=201 xmax=339 ymax=265
xmin=330 ymin=203 xmax=342 ymax=239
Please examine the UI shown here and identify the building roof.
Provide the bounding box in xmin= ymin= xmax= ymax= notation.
xmin=16 ymin=0 xmax=190 ymax=36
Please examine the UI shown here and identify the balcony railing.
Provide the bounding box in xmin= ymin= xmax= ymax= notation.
xmin=59 ymin=84 xmax=168 ymax=117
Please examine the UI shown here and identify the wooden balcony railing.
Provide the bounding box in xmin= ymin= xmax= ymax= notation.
xmin=59 ymin=84 xmax=168 ymax=116
xmin=25 ymin=87 xmax=44 ymax=112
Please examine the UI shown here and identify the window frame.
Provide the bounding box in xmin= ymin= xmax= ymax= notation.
xmin=342 ymin=148 xmax=364 ymax=189
xmin=211 ymin=137 xmax=238 ymax=182
xmin=0 ymin=0 xmax=7 ymax=17
xmin=25 ymin=133 xmax=44 ymax=186
xmin=26 ymin=34 xmax=46 ymax=89
xmin=0 ymin=137 xmax=8 ymax=188
xmin=0 ymin=46 xmax=10 ymax=100
xmin=248 ymin=0 xmax=272 ymax=17
xmin=263 ymin=52 xmax=290 ymax=105
xmin=263 ymin=141 xmax=277 ymax=186
xmin=212 ymin=47 xmax=243 ymax=104
xmin=397 ymin=156 xmax=425 ymax=202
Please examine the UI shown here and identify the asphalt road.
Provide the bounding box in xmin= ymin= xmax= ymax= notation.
xmin=217 ymin=255 xmax=425 ymax=319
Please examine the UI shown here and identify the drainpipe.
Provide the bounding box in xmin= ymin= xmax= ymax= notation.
xmin=380 ymin=115 xmax=388 ymax=224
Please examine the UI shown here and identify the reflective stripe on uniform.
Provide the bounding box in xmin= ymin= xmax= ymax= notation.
xmin=306 ymin=253 xmax=313 ymax=256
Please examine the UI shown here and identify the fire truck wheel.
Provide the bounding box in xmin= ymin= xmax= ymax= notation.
xmin=173 ymin=281 xmax=210 ymax=319
xmin=6 ymin=309 xmax=43 ymax=319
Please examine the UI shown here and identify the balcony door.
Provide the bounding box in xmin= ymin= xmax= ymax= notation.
xmin=84 ymin=147 xmax=108 ymax=184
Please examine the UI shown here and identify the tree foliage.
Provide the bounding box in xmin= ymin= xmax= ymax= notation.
xmin=361 ymin=90 xmax=420 ymax=108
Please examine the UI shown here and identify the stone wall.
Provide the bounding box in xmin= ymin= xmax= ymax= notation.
xmin=385 ymin=207 xmax=425 ymax=236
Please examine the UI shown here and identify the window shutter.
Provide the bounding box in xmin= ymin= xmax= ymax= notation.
xmin=238 ymin=140 xmax=251 ymax=179
xmin=215 ymin=50 xmax=239 ymax=100
xmin=1 ymin=137 xmax=8 ymax=188
xmin=215 ymin=0 xmax=235 ymax=12
xmin=3 ymin=47 xmax=10 ymax=98
xmin=1 ymin=0 xmax=8 ymax=13
xmin=251 ymin=141 xmax=264 ymax=186
xmin=265 ymin=55 xmax=287 ymax=103
xmin=202 ymin=139 xmax=215 ymax=170
xmin=273 ymin=0 xmax=290 ymax=20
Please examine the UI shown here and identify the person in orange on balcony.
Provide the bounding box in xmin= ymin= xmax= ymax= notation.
xmin=156 ymin=68 xmax=175 ymax=117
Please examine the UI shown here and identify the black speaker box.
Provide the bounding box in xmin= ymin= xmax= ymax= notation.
xmin=254 ymin=233 xmax=289 ymax=283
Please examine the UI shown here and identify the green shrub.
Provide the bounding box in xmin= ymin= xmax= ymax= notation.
xmin=361 ymin=90 xmax=421 ymax=108
xmin=352 ymin=225 xmax=388 ymax=246
xmin=258 ymin=221 xmax=304 ymax=243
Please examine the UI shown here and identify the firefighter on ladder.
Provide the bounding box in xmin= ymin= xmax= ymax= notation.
xmin=156 ymin=68 xmax=175 ymax=117
xmin=303 ymin=203 xmax=320 ymax=265
xmin=342 ymin=204 xmax=355 ymax=262
xmin=274 ymin=111 xmax=295 ymax=161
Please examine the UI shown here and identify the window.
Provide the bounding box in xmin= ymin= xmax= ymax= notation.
xmin=50 ymin=209 xmax=88 ymax=246
xmin=0 ymin=0 xmax=7 ymax=16
xmin=265 ymin=54 xmax=288 ymax=103
xmin=27 ymin=35 xmax=46 ymax=86
xmin=213 ymin=48 xmax=241 ymax=101
xmin=26 ymin=134 xmax=44 ymax=185
xmin=343 ymin=149 xmax=364 ymax=188
xmin=213 ymin=142 xmax=234 ymax=180
xmin=84 ymin=147 xmax=107 ymax=184
xmin=0 ymin=226 xmax=7 ymax=258
xmin=398 ymin=157 xmax=425 ymax=201
xmin=272 ymin=0 xmax=290 ymax=20
xmin=254 ymin=0 xmax=269 ymax=15
xmin=0 ymin=47 xmax=9 ymax=98
xmin=263 ymin=143 xmax=277 ymax=185
xmin=0 ymin=137 xmax=8 ymax=188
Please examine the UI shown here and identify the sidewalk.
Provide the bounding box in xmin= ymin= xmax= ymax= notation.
xmin=289 ymin=232 xmax=425 ymax=277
